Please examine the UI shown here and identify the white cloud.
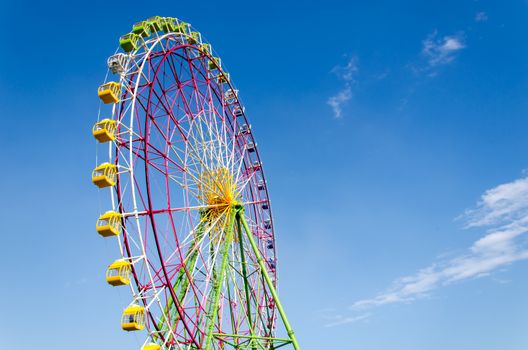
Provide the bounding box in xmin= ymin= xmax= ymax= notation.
xmin=331 ymin=56 xmax=358 ymax=82
xmin=327 ymin=56 xmax=358 ymax=118
xmin=327 ymin=86 xmax=352 ymax=119
xmin=475 ymin=12 xmax=488 ymax=22
xmin=347 ymin=176 xmax=528 ymax=314
xmin=422 ymin=31 xmax=466 ymax=67
xmin=463 ymin=177 xmax=528 ymax=228
xmin=323 ymin=313 xmax=371 ymax=328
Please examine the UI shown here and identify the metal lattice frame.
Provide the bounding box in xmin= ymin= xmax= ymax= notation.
xmin=95 ymin=17 xmax=300 ymax=350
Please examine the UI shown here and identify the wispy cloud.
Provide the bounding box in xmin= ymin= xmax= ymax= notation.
xmin=463 ymin=177 xmax=528 ymax=228
xmin=321 ymin=311 xmax=371 ymax=328
xmin=327 ymin=56 xmax=358 ymax=118
xmin=475 ymin=12 xmax=488 ymax=22
xmin=327 ymin=87 xmax=352 ymax=119
xmin=338 ymin=176 xmax=528 ymax=321
xmin=422 ymin=31 xmax=466 ymax=68
xmin=331 ymin=57 xmax=359 ymax=81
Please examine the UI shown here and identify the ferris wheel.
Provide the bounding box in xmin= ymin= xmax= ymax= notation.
xmin=92 ymin=16 xmax=300 ymax=350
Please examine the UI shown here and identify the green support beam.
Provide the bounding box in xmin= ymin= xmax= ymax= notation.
xmin=165 ymin=204 xmax=300 ymax=350
xmin=204 ymin=209 xmax=237 ymax=349
xmin=236 ymin=217 xmax=258 ymax=350
xmin=236 ymin=207 xmax=300 ymax=350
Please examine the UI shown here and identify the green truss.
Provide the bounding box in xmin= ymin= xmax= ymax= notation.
xmin=160 ymin=204 xmax=300 ymax=350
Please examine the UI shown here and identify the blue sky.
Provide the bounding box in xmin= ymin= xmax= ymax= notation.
xmin=1 ymin=0 xmax=527 ymax=349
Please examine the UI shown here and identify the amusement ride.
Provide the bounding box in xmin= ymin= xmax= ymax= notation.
xmin=92 ymin=16 xmax=300 ymax=350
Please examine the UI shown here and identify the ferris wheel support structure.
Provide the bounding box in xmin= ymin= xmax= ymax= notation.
xmin=235 ymin=206 xmax=300 ymax=350
xmin=202 ymin=204 xmax=300 ymax=350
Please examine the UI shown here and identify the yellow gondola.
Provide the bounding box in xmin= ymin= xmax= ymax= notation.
xmin=217 ymin=73 xmax=230 ymax=84
xmin=96 ymin=211 xmax=121 ymax=237
xmin=142 ymin=343 xmax=160 ymax=350
xmin=92 ymin=119 xmax=117 ymax=142
xmin=121 ymin=304 xmax=145 ymax=331
xmin=208 ymin=57 xmax=221 ymax=70
xmin=92 ymin=163 xmax=117 ymax=188
xmin=200 ymin=43 xmax=211 ymax=54
xmin=106 ymin=259 xmax=131 ymax=286
xmin=187 ymin=31 xmax=200 ymax=44
xmin=98 ymin=82 xmax=121 ymax=104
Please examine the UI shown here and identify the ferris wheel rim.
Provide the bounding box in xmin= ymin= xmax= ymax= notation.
xmin=116 ymin=33 xmax=278 ymax=274
xmin=97 ymin=22 xmax=283 ymax=348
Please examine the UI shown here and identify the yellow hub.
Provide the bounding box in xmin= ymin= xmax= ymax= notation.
xmin=197 ymin=168 xmax=239 ymax=242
